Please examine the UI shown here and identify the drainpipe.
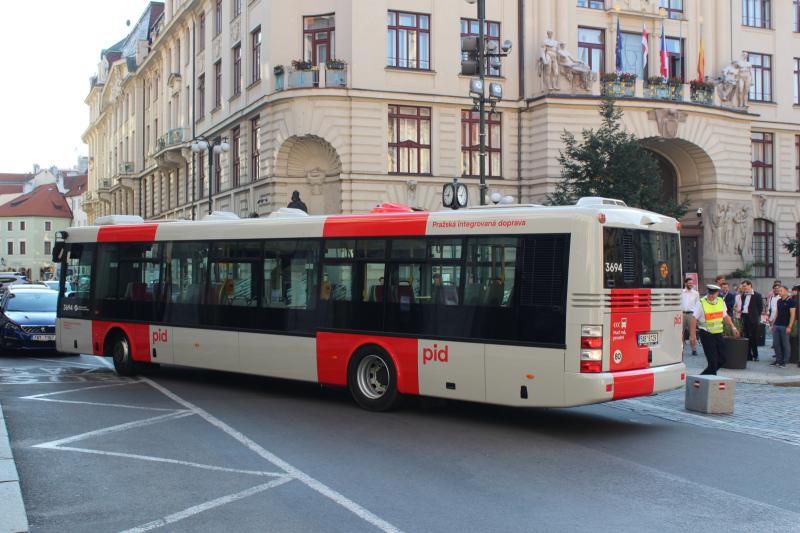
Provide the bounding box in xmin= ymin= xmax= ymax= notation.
xmin=516 ymin=0 xmax=525 ymax=203
xmin=191 ymin=19 xmax=197 ymax=220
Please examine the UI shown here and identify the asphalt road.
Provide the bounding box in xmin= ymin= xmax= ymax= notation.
xmin=2 ymin=352 xmax=799 ymax=533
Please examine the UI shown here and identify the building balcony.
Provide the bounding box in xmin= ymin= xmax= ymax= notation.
xmin=274 ymin=63 xmax=347 ymax=92
xmin=552 ymin=74 xmax=738 ymax=111
xmin=98 ymin=178 xmax=113 ymax=191
xmin=152 ymin=127 xmax=190 ymax=170
xmin=118 ymin=162 xmax=135 ymax=175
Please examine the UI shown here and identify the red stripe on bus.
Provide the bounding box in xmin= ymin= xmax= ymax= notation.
xmin=91 ymin=321 xmax=152 ymax=362
xmin=97 ymin=224 xmax=159 ymax=243
xmin=316 ymin=332 xmax=419 ymax=395
xmin=322 ymin=213 xmax=429 ymax=238
xmin=612 ymin=369 xmax=655 ymax=400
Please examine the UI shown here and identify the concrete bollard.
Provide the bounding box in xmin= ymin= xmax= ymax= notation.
xmin=685 ymin=375 xmax=735 ymax=414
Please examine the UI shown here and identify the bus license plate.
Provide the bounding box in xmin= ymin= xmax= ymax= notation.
xmin=32 ymin=335 xmax=56 ymax=342
xmin=637 ymin=332 xmax=659 ymax=346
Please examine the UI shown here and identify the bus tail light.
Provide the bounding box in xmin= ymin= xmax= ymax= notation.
xmin=580 ymin=325 xmax=603 ymax=373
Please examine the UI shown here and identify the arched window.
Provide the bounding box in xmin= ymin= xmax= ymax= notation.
xmin=752 ymin=218 xmax=775 ymax=278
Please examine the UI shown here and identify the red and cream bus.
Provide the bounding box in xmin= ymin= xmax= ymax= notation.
xmin=54 ymin=198 xmax=686 ymax=411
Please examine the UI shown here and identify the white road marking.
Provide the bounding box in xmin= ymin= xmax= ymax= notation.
xmin=118 ymin=476 xmax=293 ymax=533
xmin=144 ymin=377 xmax=404 ymax=533
xmin=96 ymin=356 xmax=114 ymax=369
xmin=21 ymin=381 xmax=139 ymax=399
xmin=55 ymin=446 xmax=286 ymax=477
xmin=33 ymin=411 xmax=193 ymax=449
xmin=30 ymin=358 xmax=106 ymax=368
xmin=25 ymin=397 xmax=180 ymax=412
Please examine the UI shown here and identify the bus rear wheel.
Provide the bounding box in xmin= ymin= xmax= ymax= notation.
xmin=348 ymin=346 xmax=400 ymax=412
xmin=109 ymin=334 xmax=137 ymax=377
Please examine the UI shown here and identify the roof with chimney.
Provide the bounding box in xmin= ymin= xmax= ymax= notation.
xmin=0 ymin=184 xmax=73 ymax=219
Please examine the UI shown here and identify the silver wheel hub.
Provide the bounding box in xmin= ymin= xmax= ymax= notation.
xmin=114 ymin=340 xmax=129 ymax=362
xmin=356 ymin=355 xmax=390 ymax=400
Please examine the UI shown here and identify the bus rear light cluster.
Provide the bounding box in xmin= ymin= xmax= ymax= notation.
xmin=580 ymin=324 xmax=603 ymax=373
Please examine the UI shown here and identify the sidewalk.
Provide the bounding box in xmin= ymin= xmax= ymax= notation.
xmin=685 ymin=338 xmax=800 ymax=386
xmin=0 ymin=402 xmax=29 ymax=533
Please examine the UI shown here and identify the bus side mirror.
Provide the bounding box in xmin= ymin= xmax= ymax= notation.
xmin=52 ymin=242 xmax=65 ymax=263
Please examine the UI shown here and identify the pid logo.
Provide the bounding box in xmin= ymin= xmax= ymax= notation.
xmin=422 ymin=343 xmax=449 ymax=365
xmin=152 ymin=328 xmax=168 ymax=344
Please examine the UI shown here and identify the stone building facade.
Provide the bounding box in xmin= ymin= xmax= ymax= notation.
xmin=83 ymin=0 xmax=800 ymax=289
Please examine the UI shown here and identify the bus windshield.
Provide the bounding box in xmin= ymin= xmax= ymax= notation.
xmin=603 ymin=228 xmax=681 ymax=289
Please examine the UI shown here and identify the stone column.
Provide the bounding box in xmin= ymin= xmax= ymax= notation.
xmin=713 ymin=0 xmax=732 ymax=77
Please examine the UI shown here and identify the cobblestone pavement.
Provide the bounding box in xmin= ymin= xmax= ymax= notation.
xmin=610 ymin=342 xmax=800 ymax=447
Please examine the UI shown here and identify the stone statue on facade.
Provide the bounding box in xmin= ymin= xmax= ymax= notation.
xmin=709 ymin=203 xmax=733 ymax=254
xmin=538 ymin=30 xmax=560 ymax=91
xmin=717 ymin=52 xmax=753 ymax=108
xmin=556 ymin=43 xmax=593 ymax=91
xmin=731 ymin=204 xmax=751 ymax=257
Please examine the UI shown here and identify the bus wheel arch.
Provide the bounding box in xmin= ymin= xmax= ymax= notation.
xmin=347 ymin=343 xmax=401 ymax=411
xmin=105 ymin=328 xmax=137 ymax=377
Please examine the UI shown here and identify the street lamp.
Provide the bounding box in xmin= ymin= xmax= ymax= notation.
xmin=191 ymin=136 xmax=230 ymax=215
xmin=461 ymin=0 xmax=512 ymax=206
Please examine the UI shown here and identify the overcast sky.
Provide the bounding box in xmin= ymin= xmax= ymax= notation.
xmin=0 ymin=0 xmax=150 ymax=173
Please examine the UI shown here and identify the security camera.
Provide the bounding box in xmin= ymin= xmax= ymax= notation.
xmin=696 ymin=207 xmax=703 ymax=217
xmin=501 ymin=40 xmax=513 ymax=53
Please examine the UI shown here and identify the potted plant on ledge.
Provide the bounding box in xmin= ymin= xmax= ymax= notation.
xmin=291 ymin=59 xmax=313 ymax=71
xmin=326 ymin=58 xmax=346 ymax=70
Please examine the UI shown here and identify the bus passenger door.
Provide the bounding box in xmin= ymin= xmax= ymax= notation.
xmin=417 ymin=339 xmax=485 ymax=402
xmin=149 ymin=325 xmax=173 ymax=364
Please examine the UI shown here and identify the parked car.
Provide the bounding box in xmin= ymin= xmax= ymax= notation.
xmin=43 ymin=280 xmax=68 ymax=292
xmin=0 ymin=273 xmax=27 ymax=293
xmin=0 ymin=286 xmax=58 ymax=352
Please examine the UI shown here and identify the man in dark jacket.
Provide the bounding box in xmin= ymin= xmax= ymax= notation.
xmin=715 ymin=275 xmax=736 ymax=317
xmin=739 ymin=279 xmax=763 ymax=361
xmin=287 ymin=190 xmax=308 ymax=213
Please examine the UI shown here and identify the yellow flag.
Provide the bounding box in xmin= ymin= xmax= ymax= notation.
xmin=696 ymin=36 xmax=705 ymax=81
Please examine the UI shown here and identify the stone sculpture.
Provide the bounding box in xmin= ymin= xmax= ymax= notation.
xmin=538 ymin=30 xmax=560 ymax=91
xmin=556 ymin=43 xmax=593 ymax=91
xmin=717 ymin=52 xmax=753 ymax=108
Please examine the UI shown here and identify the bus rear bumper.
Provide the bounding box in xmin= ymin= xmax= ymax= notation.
xmin=563 ymin=362 xmax=686 ymax=407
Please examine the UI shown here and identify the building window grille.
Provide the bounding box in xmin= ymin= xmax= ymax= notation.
xmin=578 ymin=27 xmax=605 ymax=74
xmin=751 ymin=132 xmax=774 ymax=190
xmin=388 ymin=105 xmax=431 ymax=174
xmin=461 ymin=110 xmax=502 ymax=178
xmin=752 ymin=218 xmax=774 ymax=278
xmin=387 ymin=11 xmax=430 ymax=70
xmin=742 ymin=0 xmax=771 ymax=28
xmin=748 ymin=52 xmax=771 ymax=101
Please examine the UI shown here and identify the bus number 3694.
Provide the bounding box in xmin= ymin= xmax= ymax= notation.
xmin=605 ymin=262 xmax=623 ymax=273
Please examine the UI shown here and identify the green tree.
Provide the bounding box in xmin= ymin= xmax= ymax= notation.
xmin=547 ymin=97 xmax=689 ymax=219
xmin=784 ymin=238 xmax=799 ymax=259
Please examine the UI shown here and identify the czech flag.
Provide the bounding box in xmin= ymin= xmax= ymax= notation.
xmin=659 ymin=23 xmax=668 ymax=79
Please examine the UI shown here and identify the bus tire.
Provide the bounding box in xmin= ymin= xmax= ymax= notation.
xmin=348 ymin=345 xmax=400 ymax=412
xmin=109 ymin=333 xmax=137 ymax=377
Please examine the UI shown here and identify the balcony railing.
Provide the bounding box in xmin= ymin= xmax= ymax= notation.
xmin=644 ymin=81 xmax=683 ymax=102
xmin=118 ymin=162 xmax=134 ymax=174
xmin=274 ymin=63 xmax=347 ymax=92
xmin=154 ymin=128 xmax=186 ymax=153
xmin=98 ymin=179 xmax=112 ymax=190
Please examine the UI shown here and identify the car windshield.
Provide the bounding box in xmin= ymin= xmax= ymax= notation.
xmin=6 ymin=291 xmax=58 ymax=312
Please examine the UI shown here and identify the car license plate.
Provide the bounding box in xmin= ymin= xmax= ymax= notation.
xmin=637 ymin=332 xmax=659 ymax=346
xmin=32 ymin=334 xmax=56 ymax=342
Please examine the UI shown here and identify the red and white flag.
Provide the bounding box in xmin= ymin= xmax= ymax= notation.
xmin=659 ymin=23 xmax=668 ymax=79
xmin=641 ymin=23 xmax=649 ymax=69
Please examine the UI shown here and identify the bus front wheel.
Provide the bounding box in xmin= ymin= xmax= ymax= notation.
xmin=348 ymin=346 xmax=400 ymax=412
xmin=109 ymin=333 xmax=136 ymax=377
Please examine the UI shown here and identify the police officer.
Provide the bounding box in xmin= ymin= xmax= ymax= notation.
xmin=690 ymin=284 xmax=740 ymax=375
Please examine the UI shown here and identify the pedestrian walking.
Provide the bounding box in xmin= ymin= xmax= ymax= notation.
xmin=738 ymin=279 xmax=763 ymax=361
xmin=767 ymin=281 xmax=781 ymax=325
xmin=681 ymin=277 xmax=700 ymax=355
xmin=287 ymin=190 xmax=308 ymax=213
xmin=770 ymin=285 xmax=795 ymax=368
xmin=716 ymin=275 xmax=736 ymax=317
xmin=690 ymin=284 xmax=740 ymax=375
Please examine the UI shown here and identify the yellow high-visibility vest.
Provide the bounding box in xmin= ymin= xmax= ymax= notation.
xmin=700 ymin=296 xmax=725 ymax=334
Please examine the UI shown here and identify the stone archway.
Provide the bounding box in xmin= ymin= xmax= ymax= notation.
xmin=274 ymin=135 xmax=342 ymax=215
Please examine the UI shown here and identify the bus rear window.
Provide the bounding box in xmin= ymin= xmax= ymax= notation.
xmin=603 ymin=228 xmax=681 ymax=289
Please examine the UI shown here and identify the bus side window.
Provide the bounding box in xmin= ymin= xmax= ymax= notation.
xmin=465 ymin=237 xmax=518 ymax=308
